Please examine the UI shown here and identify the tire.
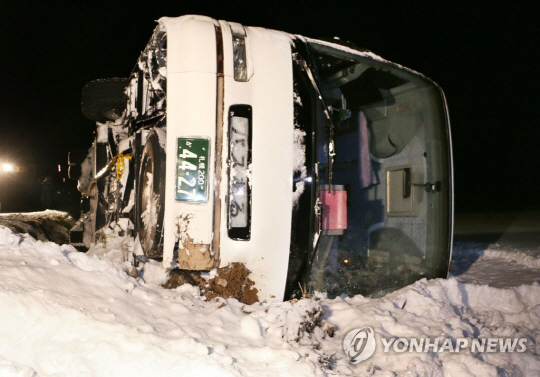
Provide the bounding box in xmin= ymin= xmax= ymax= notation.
xmin=137 ymin=132 xmax=166 ymax=258
xmin=82 ymin=78 xmax=129 ymax=122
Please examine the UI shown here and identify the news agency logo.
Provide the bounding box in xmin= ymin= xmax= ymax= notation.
xmin=342 ymin=326 xmax=377 ymax=364
xmin=343 ymin=326 xmax=528 ymax=364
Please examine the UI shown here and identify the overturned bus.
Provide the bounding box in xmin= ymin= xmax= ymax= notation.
xmin=69 ymin=15 xmax=453 ymax=301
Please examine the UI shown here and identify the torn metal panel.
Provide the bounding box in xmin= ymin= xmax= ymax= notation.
xmin=175 ymin=213 xmax=217 ymax=270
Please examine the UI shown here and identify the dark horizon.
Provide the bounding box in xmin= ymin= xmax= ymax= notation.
xmin=1 ymin=1 xmax=538 ymax=213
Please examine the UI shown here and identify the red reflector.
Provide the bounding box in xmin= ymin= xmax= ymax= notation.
xmin=320 ymin=187 xmax=347 ymax=234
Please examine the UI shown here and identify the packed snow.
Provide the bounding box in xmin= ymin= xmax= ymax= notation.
xmin=0 ymin=211 xmax=539 ymax=376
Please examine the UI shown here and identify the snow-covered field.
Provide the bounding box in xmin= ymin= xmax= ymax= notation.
xmin=0 ymin=211 xmax=539 ymax=376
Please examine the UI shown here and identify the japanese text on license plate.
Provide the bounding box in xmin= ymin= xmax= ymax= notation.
xmin=175 ymin=138 xmax=209 ymax=202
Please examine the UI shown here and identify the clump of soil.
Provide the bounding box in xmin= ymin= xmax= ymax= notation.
xmin=205 ymin=263 xmax=259 ymax=305
xmin=163 ymin=262 xmax=259 ymax=305
xmin=162 ymin=269 xmax=206 ymax=289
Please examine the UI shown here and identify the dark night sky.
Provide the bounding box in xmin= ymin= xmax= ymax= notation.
xmin=0 ymin=1 xmax=538 ymax=212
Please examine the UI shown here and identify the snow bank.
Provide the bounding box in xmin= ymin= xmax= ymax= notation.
xmin=323 ymin=279 xmax=540 ymax=375
xmin=0 ymin=225 xmax=539 ymax=376
xmin=0 ymin=210 xmax=74 ymax=245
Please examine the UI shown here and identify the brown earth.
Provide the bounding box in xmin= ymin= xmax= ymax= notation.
xmin=163 ymin=262 xmax=259 ymax=305
xmin=0 ymin=211 xmax=75 ymax=245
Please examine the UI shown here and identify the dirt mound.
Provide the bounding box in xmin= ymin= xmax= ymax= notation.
xmin=162 ymin=269 xmax=206 ymax=289
xmin=164 ymin=262 xmax=259 ymax=305
xmin=0 ymin=211 xmax=75 ymax=245
xmin=205 ymin=263 xmax=259 ymax=304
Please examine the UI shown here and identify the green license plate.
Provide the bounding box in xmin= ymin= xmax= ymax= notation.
xmin=175 ymin=138 xmax=210 ymax=202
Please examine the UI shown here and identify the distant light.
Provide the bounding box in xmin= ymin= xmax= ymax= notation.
xmin=58 ymin=164 xmax=62 ymax=173
xmin=2 ymin=163 xmax=14 ymax=172
xmin=343 ymin=258 xmax=350 ymax=265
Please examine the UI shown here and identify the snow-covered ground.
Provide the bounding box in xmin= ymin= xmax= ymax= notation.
xmin=452 ymin=210 xmax=540 ymax=288
xmin=0 ymin=211 xmax=539 ymax=376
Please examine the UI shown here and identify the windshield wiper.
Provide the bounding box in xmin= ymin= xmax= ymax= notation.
xmin=296 ymin=57 xmax=336 ymax=192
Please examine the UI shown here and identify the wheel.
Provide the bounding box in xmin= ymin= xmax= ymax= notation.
xmin=137 ymin=132 xmax=166 ymax=258
xmin=81 ymin=78 xmax=129 ymax=123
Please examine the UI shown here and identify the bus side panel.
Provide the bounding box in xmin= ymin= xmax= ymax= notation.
xmin=219 ymin=24 xmax=295 ymax=301
xmin=161 ymin=17 xmax=218 ymax=269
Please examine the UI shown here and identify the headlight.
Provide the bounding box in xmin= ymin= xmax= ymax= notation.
xmin=233 ymin=36 xmax=248 ymax=82
xmin=2 ymin=163 xmax=14 ymax=173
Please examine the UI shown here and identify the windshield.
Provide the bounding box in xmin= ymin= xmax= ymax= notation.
xmin=295 ymin=41 xmax=452 ymax=299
